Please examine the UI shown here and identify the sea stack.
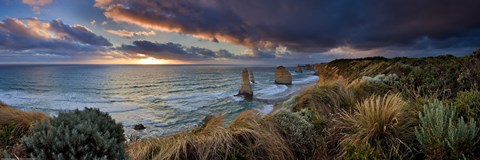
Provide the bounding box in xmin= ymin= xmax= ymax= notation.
xmin=295 ymin=65 xmax=303 ymax=73
xmin=237 ymin=68 xmax=253 ymax=100
xmin=304 ymin=64 xmax=313 ymax=70
xmin=249 ymin=70 xmax=255 ymax=83
xmin=275 ymin=66 xmax=292 ymax=85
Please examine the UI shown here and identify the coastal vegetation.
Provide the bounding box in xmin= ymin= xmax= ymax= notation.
xmin=1 ymin=49 xmax=480 ymax=159
xmin=22 ymin=108 xmax=127 ymax=159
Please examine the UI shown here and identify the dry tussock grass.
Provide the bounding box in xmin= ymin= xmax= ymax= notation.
xmin=127 ymin=110 xmax=294 ymax=160
xmin=337 ymin=94 xmax=414 ymax=158
xmin=0 ymin=101 xmax=49 ymax=158
xmin=0 ymin=102 xmax=49 ymax=130
xmin=294 ymin=80 xmax=354 ymax=116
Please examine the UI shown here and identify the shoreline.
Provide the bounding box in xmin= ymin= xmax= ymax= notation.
xmin=260 ymin=82 xmax=317 ymax=115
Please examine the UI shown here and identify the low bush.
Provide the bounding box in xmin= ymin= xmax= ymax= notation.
xmin=22 ymin=108 xmax=127 ymax=160
xmin=454 ymin=90 xmax=480 ymax=121
xmin=268 ymin=108 xmax=324 ymax=159
xmin=415 ymin=100 xmax=479 ymax=159
xmin=362 ymin=74 xmax=399 ymax=84
xmin=348 ymin=78 xmax=391 ymax=101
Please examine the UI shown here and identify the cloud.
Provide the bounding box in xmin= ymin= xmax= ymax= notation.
xmin=0 ymin=17 xmax=112 ymax=62
xmin=48 ymin=19 xmax=112 ymax=46
xmin=117 ymin=40 xmax=236 ymax=61
xmin=21 ymin=0 xmax=52 ymax=5
xmin=21 ymin=0 xmax=52 ymax=14
xmin=95 ymin=0 xmax=480 ymax=55
xmin=116 ymin=40 xmax=281 ymax=63
xmin=105 ymin=29 xmax=155 ymax=38
xmin=90 ymin=20 xmax=96 ymax=26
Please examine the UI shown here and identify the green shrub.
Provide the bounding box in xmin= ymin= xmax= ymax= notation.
xmin=348 ymin=78 xmax=391 ymax=101
xmin=269 ymin=109 xmax=323 ymax=159
xmin=415 ymin=100 xmax=479 ymax=159
xmin=362 ymin=74 xmax=399 ymax=84
xmin=22 ymin=108 xmax=127 ymax=160
xmin=454 ymin=90 xmax=480 ymax=121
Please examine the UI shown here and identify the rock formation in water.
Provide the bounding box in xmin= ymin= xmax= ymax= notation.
xmin=295 ymin=65 xmax=303 ymax=73
xmin=134 ymin=124 xmax=146 ymax=130
xmin=304 ymin=64 xmax=313 ymax=70
xmin=275 ymin=66 xmax=292 ymax=85
xmin=237 ymin=68 xmax=253 ymax=100
xmin=249 ymin=70 xmax=255 ymax=83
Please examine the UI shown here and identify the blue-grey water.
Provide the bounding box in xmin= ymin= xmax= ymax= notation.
xmin=0 ymin=65 xmax=318 ymax=136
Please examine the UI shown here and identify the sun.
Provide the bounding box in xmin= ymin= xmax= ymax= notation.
xmin=137 ymin=57 xmax=165 ymax=65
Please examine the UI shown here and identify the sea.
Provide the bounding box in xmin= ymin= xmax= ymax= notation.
xmin=0 ymin=65 xmax=318 ymax=137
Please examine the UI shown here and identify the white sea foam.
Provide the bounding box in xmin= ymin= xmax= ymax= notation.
xmin=257 ymin=104 xmax=274 ymax=115
xmin=293 ymin=76 xmax=319 ymax=84
xmin=256 ymin=85 xmax=288 ymax=96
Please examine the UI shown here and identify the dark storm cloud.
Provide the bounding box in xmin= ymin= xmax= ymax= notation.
xmin=0 ymin=18 xmax=111 ymax=50
xmin=49 ymin=19 xmax=112 ymax=46
xmin=96 ymin=0 xmax=480 ymax=53
xmin=118 ymin=40 xmax=234 ymax=61
xmin=117 ymin=40 xmax=277 ymax=61
xmin=0 ymin=17 xmax=113 ymax=62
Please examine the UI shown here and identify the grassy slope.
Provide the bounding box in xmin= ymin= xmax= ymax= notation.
xmin=316 ymin=49 xmax=480 ymax=99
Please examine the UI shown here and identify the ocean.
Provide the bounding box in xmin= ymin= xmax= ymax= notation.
xmin=0 ymin=65 xmax=318 ymax=136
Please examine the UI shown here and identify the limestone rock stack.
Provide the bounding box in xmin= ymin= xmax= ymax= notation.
xmin=237 ymin=68 xmax=253 ymax=100
xmin=249 ymin=71 xmax=255 ymax=83
xmin=295 ymin=65 xmax=303 ymax=73
xmin=304 ymin=64 xmax=313 ymax=70
xmin=275 ymin=66 xmax=292 ymax=85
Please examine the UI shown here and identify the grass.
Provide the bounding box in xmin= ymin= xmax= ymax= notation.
xmin=0 ymin=103 xmax=49 ymax=131
xmin=127 ymin=110 xmax=294 ymax=160
xmin=0 ymin=101 xmax=49 ymax=158
xmin=294 ymin=81 xmax=355 ymax=116
xmin=337 ymin=94 xmax=415 ymax=159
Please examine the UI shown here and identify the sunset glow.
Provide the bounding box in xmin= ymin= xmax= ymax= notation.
xmin=137 ymin=57 xmax=165 ymax=65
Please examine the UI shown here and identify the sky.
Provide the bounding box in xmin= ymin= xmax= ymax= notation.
xmin=0 ymin=0 xmax=480 ymax=65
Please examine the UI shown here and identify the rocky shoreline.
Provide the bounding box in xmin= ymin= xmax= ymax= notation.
xmin=235 ymin=65 xmax=319 ymax=114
